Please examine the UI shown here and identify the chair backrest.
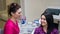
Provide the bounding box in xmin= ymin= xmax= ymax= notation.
xmin=31 ymin=29 xmax=35 ymax=34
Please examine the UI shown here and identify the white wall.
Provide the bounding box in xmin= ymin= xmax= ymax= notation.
xmin=20 ymin=0 xmax=60 ymax=22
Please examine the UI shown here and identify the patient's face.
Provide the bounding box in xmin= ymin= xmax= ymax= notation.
xmin=41 ymin=15 xmax=47 ymax=26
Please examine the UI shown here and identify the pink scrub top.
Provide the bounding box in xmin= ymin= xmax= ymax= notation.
xmin=4 ymin=19 xmax=20 ymax=34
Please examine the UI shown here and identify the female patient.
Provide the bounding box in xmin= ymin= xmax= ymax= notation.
xmin=34 ymin=13 xmax=58 ymax=34
xmin=4 ymin=3 xmax=22 ymax=34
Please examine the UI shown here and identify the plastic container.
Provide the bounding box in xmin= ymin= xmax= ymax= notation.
xmin=21 ymin=16 xmax=26 ymax=24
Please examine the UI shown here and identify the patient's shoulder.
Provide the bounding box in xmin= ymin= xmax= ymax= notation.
xmin=35 ymin=26 xmax=42 ymax=31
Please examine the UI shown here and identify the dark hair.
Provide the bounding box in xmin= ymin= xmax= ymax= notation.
xmin=41 ymin=12 xmax=55 ymax=34
xmin=8 ymin=3 xmax=21 ymax=16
